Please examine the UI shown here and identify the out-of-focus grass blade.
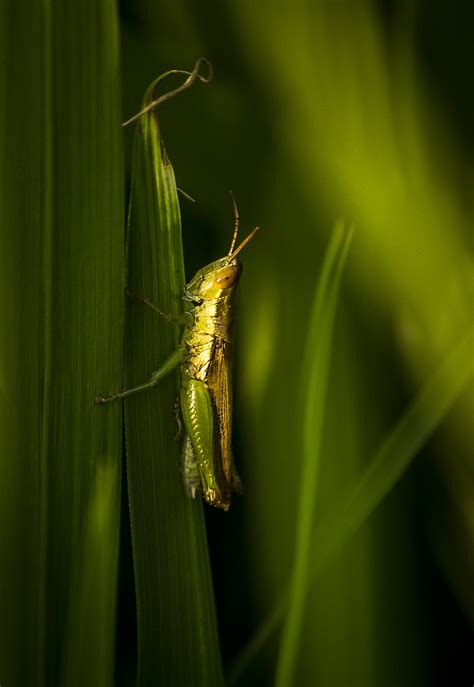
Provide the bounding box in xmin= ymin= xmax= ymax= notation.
xmin=0 ymin=2 xmax=123 ymax=687
xmin=229 ymin=324 xmax=474 ymax=685
xmin=124 ymin=72 xmax=224 ymax=686
xmin=309 ymin=324 xmax=474 ymax=574
xmin=275 ymin=222 xmax=353 ymax=687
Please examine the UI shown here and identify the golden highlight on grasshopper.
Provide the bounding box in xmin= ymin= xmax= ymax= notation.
xmin=96 ymin=199 xmax=258 ymax=511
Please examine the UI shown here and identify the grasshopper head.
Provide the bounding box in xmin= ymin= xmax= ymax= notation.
xmin=185 ymin=256 xmax=242 ymax=301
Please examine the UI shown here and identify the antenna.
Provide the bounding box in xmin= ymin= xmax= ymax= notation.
xmin=228 ymin=226 xmax=259 ymax=261
xmin=227 ymin=191 xmax=240 ymax=256
xmin=226 ymin=192 xmax=259 ymax=261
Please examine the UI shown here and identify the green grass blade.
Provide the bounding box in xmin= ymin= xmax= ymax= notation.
xmin=0 ymin=5 xmax=52 ymax=684
xmin=0 ymin=2 xmax=123 ymax=685
xmin=49 ymin=5 xmax=123 ymax=684
xmin=124 ymin=77 xmax=224 ymax=686
xmin=229 ymin=324 xmax=474 ymax=685
xmin=275 ymin=221 xmax=353 ymax=687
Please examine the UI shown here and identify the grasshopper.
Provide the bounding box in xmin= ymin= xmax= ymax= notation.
xmin=96 ymin=198 xmax=258 ymax=511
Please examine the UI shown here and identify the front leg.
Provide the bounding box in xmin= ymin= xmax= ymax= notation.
xmin=95 ymin=347 xmax=184 ymax=404
xmin=125 ymin=289 xmax=188 ymax=324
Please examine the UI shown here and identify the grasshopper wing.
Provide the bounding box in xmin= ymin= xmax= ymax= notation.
xmin=206 ymin=339 xmax=239 ymax=494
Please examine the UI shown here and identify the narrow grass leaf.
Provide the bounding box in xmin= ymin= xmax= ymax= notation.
xmin=124 ymin=76 xmax=223 ymax=686
xmin=275 ymin=221 xmax=353 ymax=687
xmin=48 ymin=3 xmax=123 ymax=685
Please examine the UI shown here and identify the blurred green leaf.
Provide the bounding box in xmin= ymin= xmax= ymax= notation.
xmin=124 ymin=72 xmax=224 ymax=686
xmin=275 ymin=222 xmax=353 ymax=686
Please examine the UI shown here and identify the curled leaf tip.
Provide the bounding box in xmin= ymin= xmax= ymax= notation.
xmin=122 ymin=57 xmax=213 ymax=128
xmin=193 ymin=57 xmax=213 ymax=84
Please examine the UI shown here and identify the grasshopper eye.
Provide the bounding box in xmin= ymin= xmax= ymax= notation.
xmin=215 ymin=265 xmax=239 ymax=289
